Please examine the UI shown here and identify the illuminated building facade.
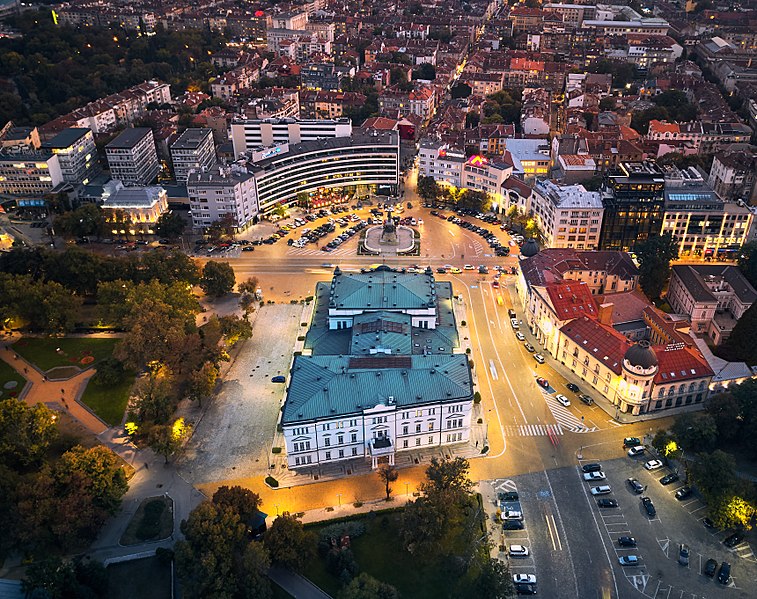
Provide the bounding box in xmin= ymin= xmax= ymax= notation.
xmin=0 ymin=152 xmax=63 ymax=196
xmin=282 ymin=266 xmax=473 ymax=470
xmin=40 ymin=128 xmax=99 ymax=185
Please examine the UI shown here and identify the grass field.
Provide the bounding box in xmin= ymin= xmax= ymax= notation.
xmin=120 ymin=496 xmax=174 ymax=546
xmin=0 ymin=360 xmax=25 ymax=400
xmin=12 ymin=337 xmax=118 ymax=371
xmin=107 ymin=557 xmax=171 ymax=599
xmin=304 ymin=511 xmax=454 ymax=599
xmin=80 ymin=374 xmax=133 ymax=426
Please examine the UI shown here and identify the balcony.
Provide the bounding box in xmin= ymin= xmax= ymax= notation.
xmin=369 ymin=437 xmax=395 ymax=468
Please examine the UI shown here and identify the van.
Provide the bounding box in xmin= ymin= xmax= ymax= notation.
xmin=510 ymin=318 xmax=519 ymax=329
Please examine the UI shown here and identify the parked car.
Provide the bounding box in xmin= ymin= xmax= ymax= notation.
xmin=503 ymin=510 xmax=523 ymax=520
xmin=591 ymin=485 xmax=612 ymax=495
xmin=536 ymin=377 xmax=549 ymax=389
xmin=717 ymin=562 xmax=731 ymax=585
xmin=515 ymin=332 xmax=525 ymax=341
xmin=597 ymin=498 xmax=619 ymax=508
xmin=627 ymin=446 xmax=645 ymax=457
xmin=463 ymin=264 xmax=475 ymax=270
xmin=533 ymin=353 xmax=545 ymax=364
xmin=566 ymin=383 xmax=580 ymax=393
xmin=678 ymin=544 xmax=690 ymax=566
xmin=513 ymin=574 xmax=537 ymax=585
xmin=619 ymin=555 xmax=639 ymax=566
xmin=515 ymin=583 xmax=537 ymax=595
xmin=623 ymin=437 xmax=641 ymax=448
xmin=724 ymin=532 xmax=744 ymax=548
xmin=618 ymin=536 xmax=637 ymax=547
xmin=500 ymin=491 xmax=519 ymax=502
xmin=675 ymin=486 xmax=693 ymax=501
xmin=271 ymin=376 xmax=286 ymax=383
xmin=503 ymin=519 xmax=525 ymax=530
xmin=524 ymin=342 xmax=535 ymax=353
xmin=578 ymin=394 xmax=594 ymax=405
xmin=644 ymin=460 xmax=664 ymax=471
xmin=584 ymin=471 xmax=606 ymax=481
xmin=627 ymin=478 xmax=644 ymax=494
xmin=641 ymin=496 xmax=656 ymax=517
xmin=509 ymin=545 xmax=530 ymax=557
xmin=554 ymin=394 xmax=571 ymax=407
xmin=582 ymin=463 xmax=602 ymax=473
xmin=659 ymin=473 xmax=680 ymax=485
xmin=704 ymin=558 xmax=718 ymax=577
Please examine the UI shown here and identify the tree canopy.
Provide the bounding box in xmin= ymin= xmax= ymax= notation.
xmin=201 ymin=261 xmax=237 ymax=297
xmin=636 ymin=233 xmax=678 ymax=300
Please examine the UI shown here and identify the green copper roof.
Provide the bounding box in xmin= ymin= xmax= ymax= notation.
xmin=329 ymin=265 xmax=437 ymax=311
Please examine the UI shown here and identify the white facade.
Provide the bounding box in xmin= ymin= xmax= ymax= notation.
xmin=170 ymin=128 xmax=216 ymax=183
xmin=187 ymin=165 xmax=259 ymax=230
xmin=529 ymin=180 xmax=604 ymax=250
xmin=0 ymin=153 xmax=63 ymax=196
xmin=230 ymin=118 xmax=353 ymax=156
xmin=418 ymin=140 xmax=465 ymax=187
xmin=41 ymin=128 xmax=98 ymax=185
xmin=105 ymin=128 xmax=160 ymax=185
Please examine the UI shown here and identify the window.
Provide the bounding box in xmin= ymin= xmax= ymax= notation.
xmin=351 ymin=433 xmax=357 ymax=443
xmin=324 ymin=438 xmax=331 ymax=447
xmin=416 ymin=424 xmax=421 ymax=433
xmin=428 ymin=422 xmax=434 ymax=431
xmin=428 ymin=436 xmax=434 ymax=444
xmin=337 ymin=435 xmax=344 ymax=445
xmin=338 ymin=449 xmax=344 ymax=458
xmin=325 ymin=451 xmax=331 ymax=460
xmin=415 ymin=438 xmax=421 ymax=446
xmin=403 ymin=439 xmax=408 ymax=448
xmin=403 ymin=425 xmax=408 ymax=435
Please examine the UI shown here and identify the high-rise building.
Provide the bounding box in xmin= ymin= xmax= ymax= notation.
xmin=187 ymin=165 xmax=258 ymax=231
xmin=599 ymin=162 xmax=665 ymax=252
xmin=0 ymin=151 xmax=62 ymax=196
xmin=170 ymin=128 xmax=216 ymax=183
xmin=41 ymin=128 xmax=99 ymax=185
xmin=105 ymin=128 xmax=160 ymax=185
xmin=230 ymin=118 xmax=352 ymax=157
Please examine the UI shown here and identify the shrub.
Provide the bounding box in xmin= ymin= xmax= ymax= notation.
xmin=301 ymin=322 xmax=308 ymax=327
xmin=461 ymin=320 xmax=466 ymax=326
xmin=265 ymin=475 xmax=279 ymax=488
xmin=91 ymin=357 xmax=126 ymax=386
xmin=477 ymin=418 xmax=483 ymax=424
xmin=468 ymin=359 xmax=474 ymax=369
xmin=271 ymin=446 xmax=282 ymax=454
xmin=353 ymin=501 xmax=363 ymax=508
xmin=317 ymin=521 xmax=367 ymax=544
xmin=473 ymin=391 xmax=482 ymax=404
xmin=136 ymin=500 xmax=165 ymax=540
xmin=465 ymin=348 xmax=471 ymax=354
xmin=297 ymin=335 xmax=305 ymax=341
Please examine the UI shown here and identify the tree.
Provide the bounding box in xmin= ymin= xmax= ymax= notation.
xmin=263 ymin=514 xmax=316 ymax=573
xmin=718 ymin=302 xmax=757 ymax=366
xmin=131 ymin=370 xmax=176 ymax=424
xmin=457 ymin=190 xmax=490 ymax=213
xmin=175 ymin=501 xmax=248 ymax=599
xmin=690 ymin=450 xmax=738 ymax=502
xmin=737 ymin=240 xmax=757 ymax=289
xmin=376 ymin=463 xmax=399 ymax=501
xmin=710 ymin=495 xmax=756 ymax=531
xmin=55 ymin=445 xmax=129 ymax=514
xmin=473 ymin=558 xmax=516 ymax=599
xmin=416 ymin=175 xmax=439 ymax=201
xmin=599 ymin=97 xmax=616 ymax=111
xmin=155 ymin=211 xmax=187 ymax=239
xmin=238 ymin=542 xmax=273 ymax=599
xmin=635 ymin=233 xmax=678 ymax=300
xmin=21 ymin=557 xmax=107 ymax=599
xmin=212 ymin=485 xmax=262 ymax=525
xmin=0 ymin=399 xmax=58 ymax=471
xmin=705 ymin=392 xmax=742 ymax=443
xmin=201 ymin=261 xmax=236 ymax=297
xmin=149 ymin=418 xmax=191 ymax=464
xmin=651 ymin=429 xmax=679 ymax=459
xmin=219 ymin=314 xmax=253 ymax=346
xmin=729 ymin=379 xmax=757 ymax=457
xmin=671 ymin=412 xmax=718 ymax=453
xmin=53 ymin=203 xmax=107 ymax=240
xmin=338 ymin=573 xmax=399 ymax=599
xmin=237 ymin=277 xmax=260 ymax=296
xmin=423 ymin=456 xmax=473 ymax=498
xmin=188 ymin=362 xmax=219 ymax=407
xmin=412 ymin=63 xmax=435 ymax=81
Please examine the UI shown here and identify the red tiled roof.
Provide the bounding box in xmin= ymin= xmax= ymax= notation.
xmin=653 ymin=346 xmax=713 ymax=384
xmin=545 ymin=282 xmax=598 ymax=321
xmin=560 ymin=317 xmax=632 ymax=374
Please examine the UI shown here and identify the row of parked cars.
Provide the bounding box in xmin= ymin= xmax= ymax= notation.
xmin=322 ymin=220 xmax=367 ymax=252
xmin=498 ymin=490 xmax=539 ymax=595
xmin=430 ymin=211 xmax=511 ymax=257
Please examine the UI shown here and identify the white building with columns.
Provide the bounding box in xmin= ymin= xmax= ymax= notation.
xmin=281 ymin=266 xmax=474 ymax=470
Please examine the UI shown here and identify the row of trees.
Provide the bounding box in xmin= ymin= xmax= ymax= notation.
xmin=0 ymin=399 xmax=129 ymax=557
xmin=416 ymin=176 xmax=491 ymax=214
xmin=54 ymin=204 xmax=187 ymax=241
xmin=652 ymin=380 xmax=757 ymax=530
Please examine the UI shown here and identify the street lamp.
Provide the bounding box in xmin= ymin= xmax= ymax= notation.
xmin=337 ymin=493 xmax=342 ymax=507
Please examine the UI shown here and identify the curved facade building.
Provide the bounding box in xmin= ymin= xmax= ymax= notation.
xmin=250 ymin=130 xmax=399 ymax=212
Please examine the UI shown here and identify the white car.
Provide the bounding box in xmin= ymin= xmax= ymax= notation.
xmin=509 ymin=545 xmax=530 ymax=557
xmin=644 ymin=459 xmax=664 ymax=471
xmin=515 ymin=331 xmax=525 ymax=341
xmin=583 ymin=471 xmax=606 ymax=481
xmin=513 ymin=574 xmax=537 ymax=585
xmin=554 ymin=394 xmax=571 ymax=407
xmin=627 ymin=446 xmax=645 ymax=457
xmin=503 ymin=510 xmax=523 ymax=520
xmin=463 ymin=264 xmax=475 ymax=270
xmin=591 ymin=485 xmax=612 ymax=495
xmin=533 ymin=353 xmax=545 ymax=364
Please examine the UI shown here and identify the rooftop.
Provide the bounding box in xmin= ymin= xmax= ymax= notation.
xmin=672 ymin=265 xmax=757 ymax=305
xmin=41 ymin=128 xmax=91 ymax=150
xmin=171 ymin=128 xmax=213 ymax=150
xmin=329 ymin=265 xmax=436 ymax=312
xmin=101 ymin=186 xmax=165 ymax=209
xmin=106 ymin=128 xmax=153 ymax=150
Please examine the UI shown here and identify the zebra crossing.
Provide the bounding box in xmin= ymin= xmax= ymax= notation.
xmin=288 ymin=245 xmax=354 ymax=257
xmin=543 ymin=393 xmax=598 ymax=434
xmin=504 ymin=424 xmax=563 ymax=437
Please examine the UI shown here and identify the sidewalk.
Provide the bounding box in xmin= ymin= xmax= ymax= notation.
xmin=269 ymin=566 xmax=332 ymax=599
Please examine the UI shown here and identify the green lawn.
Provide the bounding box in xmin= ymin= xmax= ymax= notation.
xmin=80 ymin=374 xmax=133 ymax=426
xmin=12 ymin=337 xmax=118 ymax=371
xmin=304 ymin=511 xmax=455 ymax=599
xmin=0 ymin=360 xmax=25 ymax=400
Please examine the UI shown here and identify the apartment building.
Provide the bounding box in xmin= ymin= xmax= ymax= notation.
xmin=230 ymin=118 xmax=352 ymax=156
xmin=187 ymin=165 xmax=258 ymax=231
xmin=40 ymin=127 xmax=99 ymax=185
xmin=170 ymin=128 xmax=216 ymax=183
xmin=105 ymin=128 xmax=160 ymax=186
xmin=529 ymin=180 xmax=604 ymax=250
xmin=0 ymin=151 xmax=62 ymax=196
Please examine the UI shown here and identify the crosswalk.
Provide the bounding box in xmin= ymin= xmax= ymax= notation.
xmin=543 ymin=393 xmax=598 ymax=433
xmin=288 ymin=246 xmax=354 ymax=257
xmin=504 ymin=424 xmax=563 ymax=437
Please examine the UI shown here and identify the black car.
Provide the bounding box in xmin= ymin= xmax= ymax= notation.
xmin=675 ymin=486 xmax=693 ymax=501
xmin=582 ymin=463 xmax=602 ymax=473
xmin=566 ymin=383 xmax=580 ymax=393
xmin=503 ymin=519 xmax=525 ymax=530
xmin=623 ymin=437 xmax=641 ymax=448
xmin=641 ymin=496 xmax=656 ymax=517
xmin=597 ymin=499 xmax=618 ymax=508
xmin=703 ymin=517 xmax=716 ymax=529
xmin=578 ymin=394 xmax=594 ymax=405
xmin=724 ymin=532 xmax=744 ymax=548
xmin=618 ymin=536 xmax=637 ymax=547
xmin=500 ymin=491 xmax=519 ymax=502
xmin=704 ymin=558 xmax=718 ymax=577
xmin=659 ymin=473 xmax=679 ymax=485
xmin=515 ymin=583 xmax=537 ymax=595
xmin=717 ymin=562 xmax=731 ymax=585
xmin=627 ymin=478 xmax=644 ymax=494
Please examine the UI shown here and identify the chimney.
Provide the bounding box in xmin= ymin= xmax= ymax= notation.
xmin=598 ymin=302 xmax=614 ymax=326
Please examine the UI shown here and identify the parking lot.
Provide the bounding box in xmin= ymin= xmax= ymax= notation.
xmin=575 ymin=445 xmax=757 ymax=598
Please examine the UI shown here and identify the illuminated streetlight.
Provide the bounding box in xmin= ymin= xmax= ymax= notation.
xmin=337 ymin=493 xmax=342 ymax=507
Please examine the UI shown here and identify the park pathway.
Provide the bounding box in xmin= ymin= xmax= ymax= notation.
xmin=0 ymin=338 xmax=107 ymax=435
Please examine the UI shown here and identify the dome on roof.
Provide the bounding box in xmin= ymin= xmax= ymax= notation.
xmin=624 ymin=340 xmax=658 ymax=371
xmin=521 ymin=238 xmax=540 ymax=257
